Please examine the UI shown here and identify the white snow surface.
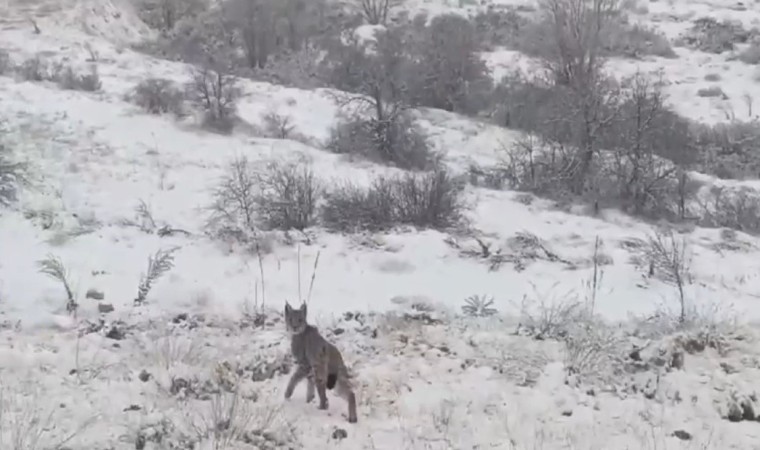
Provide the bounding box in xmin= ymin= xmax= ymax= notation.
xmin=1 ymin=0 xmax=760 ymax=449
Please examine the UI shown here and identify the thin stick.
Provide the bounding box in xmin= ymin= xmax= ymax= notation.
xmin=256 ymin=242 xmax=266 ymax=310
xmin=297 ymin=244 xmax=302 ymax=304
xmin=306 ymin=251 xmax=321 ymax=305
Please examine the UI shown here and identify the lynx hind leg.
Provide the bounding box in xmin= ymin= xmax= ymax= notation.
xmin=335 ymin=375 xmax=358 ymax=423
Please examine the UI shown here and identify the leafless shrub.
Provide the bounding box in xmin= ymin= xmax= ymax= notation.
xmin=185 ymin=389 xmax=288 ymax=450
xmin=677 ymin=17 xmax=753 ymax=54
xmin=516 ymin=283 xmax=585 ymax=340
xmin=134 ymin=247 xmax=179 ymax=306
xmin=0 ymin=141 xmax=26 ymax=207
xmin=0 ymin=50 xmax=10 ymax=75
xmin=207 ymin=156 xmax=258 ymax=238
xmin=0 ymin=388 xmax=96 ymax=450
xmin=54 ymin=64 xmax=102 ymax=91
xmin=694 ymin=120 xmax=760 ymax=179
xmin=146 ymin=327 xmax=205 ymax=371
xmin=252 ymin=160 xmax=321 ymax=231
xmin=563 ymin=318 xmax=625 ymax=385
xmin=319 ymin=179 xmax=396 ymax=232
xmin=36 ymin=255 xmax=77 ymax=314
xmin=696 ymin=185 xmax=760 ymax=233
xmin=130 ymin=77 xmax=185 ymax=115
xmin=18 ymin=55 xmax=50 ymax=81
xmin=738 ymin=40 xmax=760 ymax=65
xmin=321 ymin=169 xmax=466 ymax=232
xmin=185 ymin=66 xmax=241 ymax=133
xmin=262 ymin=111 xmax=295 ymax=139
xmin=467 ymin=163 xmax=511 ymax=190
xmin=645 ymin=228 xmax=691 ymax=323
xmin=359 ymin=0 xmax=400 ymax=25
xmin=134 ymin=199 xmax=157 ymax=233
xmin=600 ymin=20 xmax=676 ymax=59
xmin=327 ymin=113 xmax=436 ymax=170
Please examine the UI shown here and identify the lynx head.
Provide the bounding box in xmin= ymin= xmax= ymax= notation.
xmin=284 ymin=301 xmax=308 ymax=334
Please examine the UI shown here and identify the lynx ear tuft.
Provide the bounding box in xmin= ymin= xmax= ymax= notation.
xmin=285 ymin=302 xmax=292 ymax=314
xmin=300 ymin=302 xmax=307 ymax=315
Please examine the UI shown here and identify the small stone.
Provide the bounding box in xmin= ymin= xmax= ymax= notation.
xmin=672 ymin=430 xmax=692 ymax=440
xmin=561 ymin=409 xmax=573 ymax=417
xmin=332 ymin=428 xmax=348 ymax=440
xmin=98 ymin=303 xmax=115 ymax=313
xmin=138 ymin=370 xmax=152 ymax=382
xmin=720 ymin=362 xmax=738 ymax=374
xmin=85 ymin=289 xmax=105 ymax=300
xmin=124 ymin=404 xmax=141 ymax=412
xmin=332 ymin=327 xmax=345 ymax=336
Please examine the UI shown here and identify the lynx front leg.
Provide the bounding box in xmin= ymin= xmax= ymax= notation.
xmin=312 ymin=356 xmax=329 ymax=410
xmin=305 ymin=374 xmax=315 ymax=403
xmin=284 ymin=364 xmax=309 ymax=400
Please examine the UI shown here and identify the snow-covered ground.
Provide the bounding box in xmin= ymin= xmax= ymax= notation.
xmin=1 ymin=0 xmax=760 ymax=449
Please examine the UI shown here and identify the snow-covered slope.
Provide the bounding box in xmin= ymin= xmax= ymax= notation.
xmin=1 ymin=0 xmax=760 ymax=449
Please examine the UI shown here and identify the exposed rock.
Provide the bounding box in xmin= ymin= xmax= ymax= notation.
xmin=672 ymin=430 xmax=692 ymax=440
xmin=105 ymin=323 xmax=127 ymax=340
xmin=727 ymin=402 xmax=744 ymax=422
xmin=98 ymin=303 xmax=114 ymax=313
xmin=86 ymin=288 xmax=105 ymax=300
xmin=332 ymin=428 xmax=348 ymax=440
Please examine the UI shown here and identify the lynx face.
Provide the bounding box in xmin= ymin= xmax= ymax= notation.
xmin=284 ymin=302 xmax=308 ymax=334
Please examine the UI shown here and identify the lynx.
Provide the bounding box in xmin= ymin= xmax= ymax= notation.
xmin=283 ymin=302 xmax=358 ymax=423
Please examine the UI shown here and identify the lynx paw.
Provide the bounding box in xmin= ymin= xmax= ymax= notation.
xmin=318 ymin=401 xmax=329 ymax=410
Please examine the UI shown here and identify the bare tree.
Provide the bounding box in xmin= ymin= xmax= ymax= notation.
xmin=537 ymin=0 xmax=622 ymax=194
xmin=137 ymin=0 xmax=206 ymax=31
xmin=185 ymin=65 xmax=241 ymax=132
xmin=411 ymin=14 xmax=493 ymax=114
xmin=359 ymin=0 xmax=401 ymax=25
xmin=609 ymin=73 xmax=673 ymax=215
xmin=223 ymin=0 xmax=328 ymax=70
xmin=646 ymin=228 xmax=691 ymax=324
xmin=327 ymin=29 xmax=435 ymax=169
xmin=224 ymin=0 xmax=278 ymax=69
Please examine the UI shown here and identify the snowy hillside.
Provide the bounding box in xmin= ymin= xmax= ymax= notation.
xmin=1 ymin=0 xmax=760 ymax=449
